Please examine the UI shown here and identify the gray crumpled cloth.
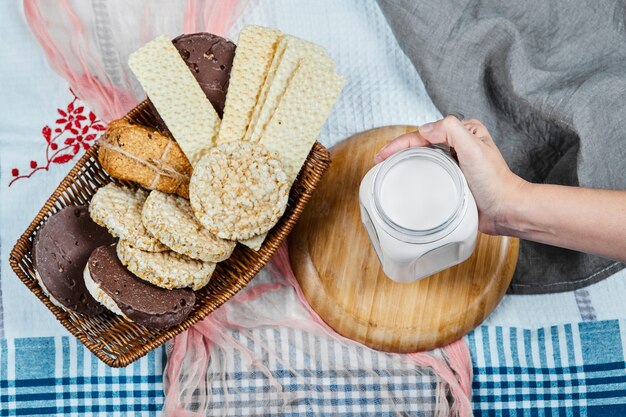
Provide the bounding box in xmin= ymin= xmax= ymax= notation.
xmin=377 ymin=0 xmax=626 ymax=294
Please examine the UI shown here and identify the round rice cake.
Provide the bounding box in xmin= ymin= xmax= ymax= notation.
xmin=116 ymin=240 xmax=215 ymax=290
xmin=89 ymin=183 xmax=166 ymax=252
xmin=142 ymin=190 xmax=236 ymax=262
xmin=189 ymin=141 xmax=289 ymax=240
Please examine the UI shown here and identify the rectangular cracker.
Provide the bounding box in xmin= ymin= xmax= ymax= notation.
xmin=217 ymin=26 xmax=282 ymax=144
xmin=128 ymin=35 xmax=220 ymax=167
xmin=242 ymin=59 xmax=344 ymax=250
xmin=242 ymin=37 xmax=289 ymax=141
xmin=244 ymin=35 xmax=328 ymax=142
xmin=260 ymin=59 xmax=344 ymax=181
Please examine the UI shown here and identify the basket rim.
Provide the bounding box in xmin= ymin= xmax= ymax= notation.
xmin=9 ymin=102 xmax=331 ymax=367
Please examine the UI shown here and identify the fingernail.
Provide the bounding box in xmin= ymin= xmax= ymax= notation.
xmin=374 ymin=153 xmax=382 ymax=163
xmin=419 ymin=122 xmax=434 ymax=132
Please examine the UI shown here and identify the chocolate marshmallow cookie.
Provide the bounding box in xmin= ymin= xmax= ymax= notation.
xmin=32 ymin=205 xmax=116 ymax=315
xmin=85 ymin=244 xmax=196 ymax=329
xmin=148 ymin=32 xmax=236 ymax=130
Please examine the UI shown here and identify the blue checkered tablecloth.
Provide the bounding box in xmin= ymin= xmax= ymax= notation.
xmin=5 ymin=321 xmax=626 ymax=416
xmin=0 ymin=337 xmax=164 ymax=416
xmin=469 ymin=319 xmax=626 ymax=416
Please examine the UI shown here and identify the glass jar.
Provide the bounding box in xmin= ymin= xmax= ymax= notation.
xmin=359 ymin=146 xmax=478 ymax=283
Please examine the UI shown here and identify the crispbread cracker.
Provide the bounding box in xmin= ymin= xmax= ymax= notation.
xmin=189 ymin=141 xmax=289 ymax=241
xmin=242 ymin=37 xmax=288 ymax=141
xmin=128 ymin=35 xmax=220 ymax=166
xmin=217 ymin=26 xmax=281 ymax=144
xmin=260 ymin=59 xmax=344 ymax=181
xmin=116 ymin=240 xmax=215 ymax=290
xmin=241 ymin=59 xmax=344 ymax=250
xmin=142 ymin=191 xmax=236 ymax=262
xmin=245 ymin=36 xmax=329 ymax=143
xmin=89 ymin=184 xmax=167 ymax=252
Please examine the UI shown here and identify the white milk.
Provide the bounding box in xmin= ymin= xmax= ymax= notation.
xmin=359 ymin=147 xmax=478 ymax=283
xmin=378 ymin=158 xmax=459 ymax=231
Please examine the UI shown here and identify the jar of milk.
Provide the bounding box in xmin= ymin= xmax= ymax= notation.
xmin=359 ymin=146 xmax=478 ymax=283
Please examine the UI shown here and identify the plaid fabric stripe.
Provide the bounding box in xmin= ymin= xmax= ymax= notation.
xmin=201 ymin=368 xmax=437 ymax=416
xmin=469 ymin=319 xmax=626 ymax=416
xmin=0 ymin=336 xmax=164 ymax=416
xmin=173 ymin=326 xmax=441 ymax=416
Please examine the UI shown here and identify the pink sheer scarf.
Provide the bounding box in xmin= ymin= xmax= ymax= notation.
xmin=23 ymin=0 xmax=243 ymax=123
xmin=164 ymin=244 xmax=473 ymax=416
xmin=23 ymin=1 xmax=473 ymax=414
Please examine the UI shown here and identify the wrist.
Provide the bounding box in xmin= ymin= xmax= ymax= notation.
xmin=494 ymin=175 xmax=534 ymax=237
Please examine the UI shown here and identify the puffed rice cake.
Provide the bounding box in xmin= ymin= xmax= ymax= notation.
xmin=189 ymin=141 xmax=289 ymax=241
xmin=116 ymin=240 xmax=215 ymax=290
xmin=142 ymin=190 xmax=236 ymax=262
xmin=89 ymin=183 xmax=166 ymax=252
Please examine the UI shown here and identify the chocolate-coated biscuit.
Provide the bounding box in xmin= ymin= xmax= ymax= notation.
xmin=85 ymin=244 xmax=196 ymax=329
xmin=148 ymin=32 xmax=236 ymax=129
xmin=32 ymin=205 xmax=116 ymax=315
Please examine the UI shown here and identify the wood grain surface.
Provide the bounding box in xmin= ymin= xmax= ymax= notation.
xmin=288 ymin=126 xmax=519 ymax=352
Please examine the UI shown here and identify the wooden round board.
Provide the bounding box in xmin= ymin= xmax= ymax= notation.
xmin=288 ymin=126 xmax=519 ymax=352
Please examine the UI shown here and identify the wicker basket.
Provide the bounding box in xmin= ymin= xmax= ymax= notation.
xmin=9 ymin=100 xmax=331 ymax=367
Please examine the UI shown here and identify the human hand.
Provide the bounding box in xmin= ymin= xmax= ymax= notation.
xmin=374 ymin=117 xmax=528 ymax=235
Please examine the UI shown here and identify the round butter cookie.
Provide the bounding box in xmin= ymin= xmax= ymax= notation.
xmin=85 ymin=244 xmax=195 ymax=329
xmin=89 ymin=183 xmax=167 ymax=252
xmin=116 ymin=240 xmax=215 ymax=290
xmin=98 ymin=119 xmax=192 ymax=198
xmin=142 ymin=190 xmax=236 ymax=262
xmin=189 ymin=141 xmax=289 ymax=241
